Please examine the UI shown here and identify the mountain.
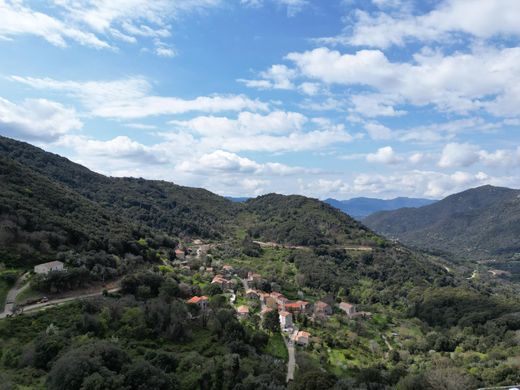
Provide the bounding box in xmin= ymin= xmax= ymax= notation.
xmin=4 ymin=135 xmax=520 ymax=389
xmin=225 ymin=196 xmax=250 ymax=203
xmin=364 ymin=185 xmax=520 ymax=261
xmin=324 ymin=197 xmax=437 ymax=219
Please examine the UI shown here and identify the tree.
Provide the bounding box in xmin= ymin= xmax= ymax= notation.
xmin=262 ymin=310 xmax=280 ymax=333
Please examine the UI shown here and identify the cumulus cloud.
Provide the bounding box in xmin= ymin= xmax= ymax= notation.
xmin=284 ymin=46 xmax=520 ymax=117
xmin=177 ymin=150 xmax=312 ymax=176
xmin=10 ymin=76 xmax=269 ymax=119
xmin=165 ymin=113 xmax=353 ymax=153
xmin=366 ymin=146 xmax=403 ymax=164
xmin=439 ymin=142 xmax=520 ymax=168
xmin=323 ymin=0 xmax=520 ymax=48
xmin=0 ymin=97 xmax=82 ymax=141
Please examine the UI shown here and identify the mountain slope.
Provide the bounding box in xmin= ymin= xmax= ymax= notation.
xmin=364 ymin=185 xmax=520 ymax=260
xmin=0 ymin=155 xmax=144 ymax=267
xmin=245 ymin=194 xmax=383 ymax=246
xmin=325 ymin=197 xmax=436 ymax=219
xmin=0 ymin=135 xmax=238 ymax=240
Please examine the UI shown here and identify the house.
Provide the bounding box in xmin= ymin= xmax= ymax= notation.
xmin=261 ymin=306 xmax=274 ymax=316
xmin=246 ymin=289 xmax=259 ymax=299
xmin=34 ymin=261 xmax=64 ymax=275
xmin=211 ymin=275 xmax=232 ymax=290
xmin=236 ymin=305 xmax=249 ymax=319
xmin=292 ymin=331 xmax=311 ymax=346
xmin=187 ymin=296 xmax=209 ymax=310
xmin=279 ymin=311 xmax=293 ymax=330
xmin=339 ymin=302 xmax=356 ymax=317
xmin=222 ymin=264 xmax=234 ymax=274
xmin=285 ymin=300 xmax=310 ymax=314
xmin=314 ymin=301 xmax=332 ymax=317
xmin=175 ymin=249 xmax=185 ymax=259
xmin=247 ymin=271 xmax=262 ymax=283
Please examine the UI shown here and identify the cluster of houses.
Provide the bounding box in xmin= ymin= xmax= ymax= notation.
xmin=185 ymin=263 xmax=372 ymax=347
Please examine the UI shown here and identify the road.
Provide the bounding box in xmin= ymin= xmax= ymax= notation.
xmin=284 ymin=336 xmax=296 ymax=382
xmin=1 ymin=273 xmax=30 ymax=317
xmin=0 ymin=288 xmax=120 ymax=320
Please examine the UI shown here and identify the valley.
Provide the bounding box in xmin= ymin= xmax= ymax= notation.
xmin=1 ymin=135 xmax=520 ymax=389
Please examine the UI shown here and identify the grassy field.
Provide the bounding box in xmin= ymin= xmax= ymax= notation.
xmin=265 ymin=332 xmax=288 ymax=361
xmin=15 ymin=285 xmax=44 ymax=304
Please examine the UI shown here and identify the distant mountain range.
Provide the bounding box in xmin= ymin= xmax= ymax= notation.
xmin=364 ymin=185 xmax=520 ymax=261
xmin=226 ymin=196 xmax=250 ymax=203
xmin=324 ymin=197 xmax=437 ymax=219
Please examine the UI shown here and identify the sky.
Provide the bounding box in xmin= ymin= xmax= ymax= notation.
xmin=1 ymin=0 xmax=520 ymax=200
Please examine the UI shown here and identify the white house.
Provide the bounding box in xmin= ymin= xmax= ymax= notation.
xmin=339 ymin=302 xmax=356 ymax=317
xmin=34 ymin=261 xmax=64 ymax=275
xmin=279 ymin=310 xmax=293 ymax=330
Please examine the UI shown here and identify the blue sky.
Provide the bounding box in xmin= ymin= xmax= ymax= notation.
xmin=1 ymin=0 xmax=520 ymax=199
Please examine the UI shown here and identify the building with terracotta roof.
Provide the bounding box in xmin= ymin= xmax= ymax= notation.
xmin=292 ymin=331 xmax=311 ymax=346
xmin=175 ymin=249 xmax=185 ymax=259
xmin=211 ymin=275 xmax=232 ymax=290
xmin=236 ymin=305 xmax=250 ymax=319
xmin=284 ymin=300 xmax=310 ymax=314
xmin=187 ymin=296 xmax=209 ymax=310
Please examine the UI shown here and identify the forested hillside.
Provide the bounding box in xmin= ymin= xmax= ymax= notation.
xmin=3 ymin=135 xmax=520 ymax=389
xmin=0 ymin=136 xmax=238 ymax=240
xmin=364 ymin=185 xmax=520 ymax=261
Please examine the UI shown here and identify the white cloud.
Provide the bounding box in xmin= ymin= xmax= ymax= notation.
xmin=325 ymin=0 xmax=520 ymax=48
xmin=366 ymin=146 xmax=402 ymax=164
xmin=350 ymin=94 xmax=406 ymax=117
xmin=169 ymin=111 xmax=307 ymax=136
xmin=165 ymin=112 xmax=353 ymax=153
xmin=439 ymin=142 xmax=520 ymax=168
xmin=0 ymin=97 xmax=82 ymax=141
xmin=238 ymin=64 xmax=297 ymax=90
xmin=59 ymin=134 xmax=165 ymax=165
xmin=285 ymin=46 xmax=520 ymax=117
xmin=10 ymin=76 xmax=269 ymax=119
xmin=241 ymin=0 xmax=308 ymax=16
xmin=177 ymin=150 xmax=311 ymax=176
xmin=438 ymin=142 xmax=480 ymax=168
xmin=0 ymin=0 xmax=222 ymax=55
xmin=364 ymin=122 xmax=394 ymax=140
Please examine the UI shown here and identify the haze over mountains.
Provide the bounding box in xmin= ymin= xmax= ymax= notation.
xmin=324 ymin=197 xmax=437 ymax=219
xmin=365 ymin=185 xmax=520 ymax=261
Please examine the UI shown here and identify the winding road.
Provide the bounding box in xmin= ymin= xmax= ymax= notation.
xmin=0 ymin=287 xmax=120 ymax=320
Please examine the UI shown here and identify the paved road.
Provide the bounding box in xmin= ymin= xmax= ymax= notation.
xmin=284 ymin=336 xmax=296 ymax=382
xmin=0 ymin=288 xmax=120 ymax=320
xmin=1 ymin=273 xmax=30 ymax=317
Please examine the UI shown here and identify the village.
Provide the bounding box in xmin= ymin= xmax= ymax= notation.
xmin=175 ymin=244 xmax=373 ymax=354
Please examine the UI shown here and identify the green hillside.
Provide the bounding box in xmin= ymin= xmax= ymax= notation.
xmin=364 ymin=185 xmax=520 ymax=261
xmin=2 ymin=135 xmax=520 ymax=389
